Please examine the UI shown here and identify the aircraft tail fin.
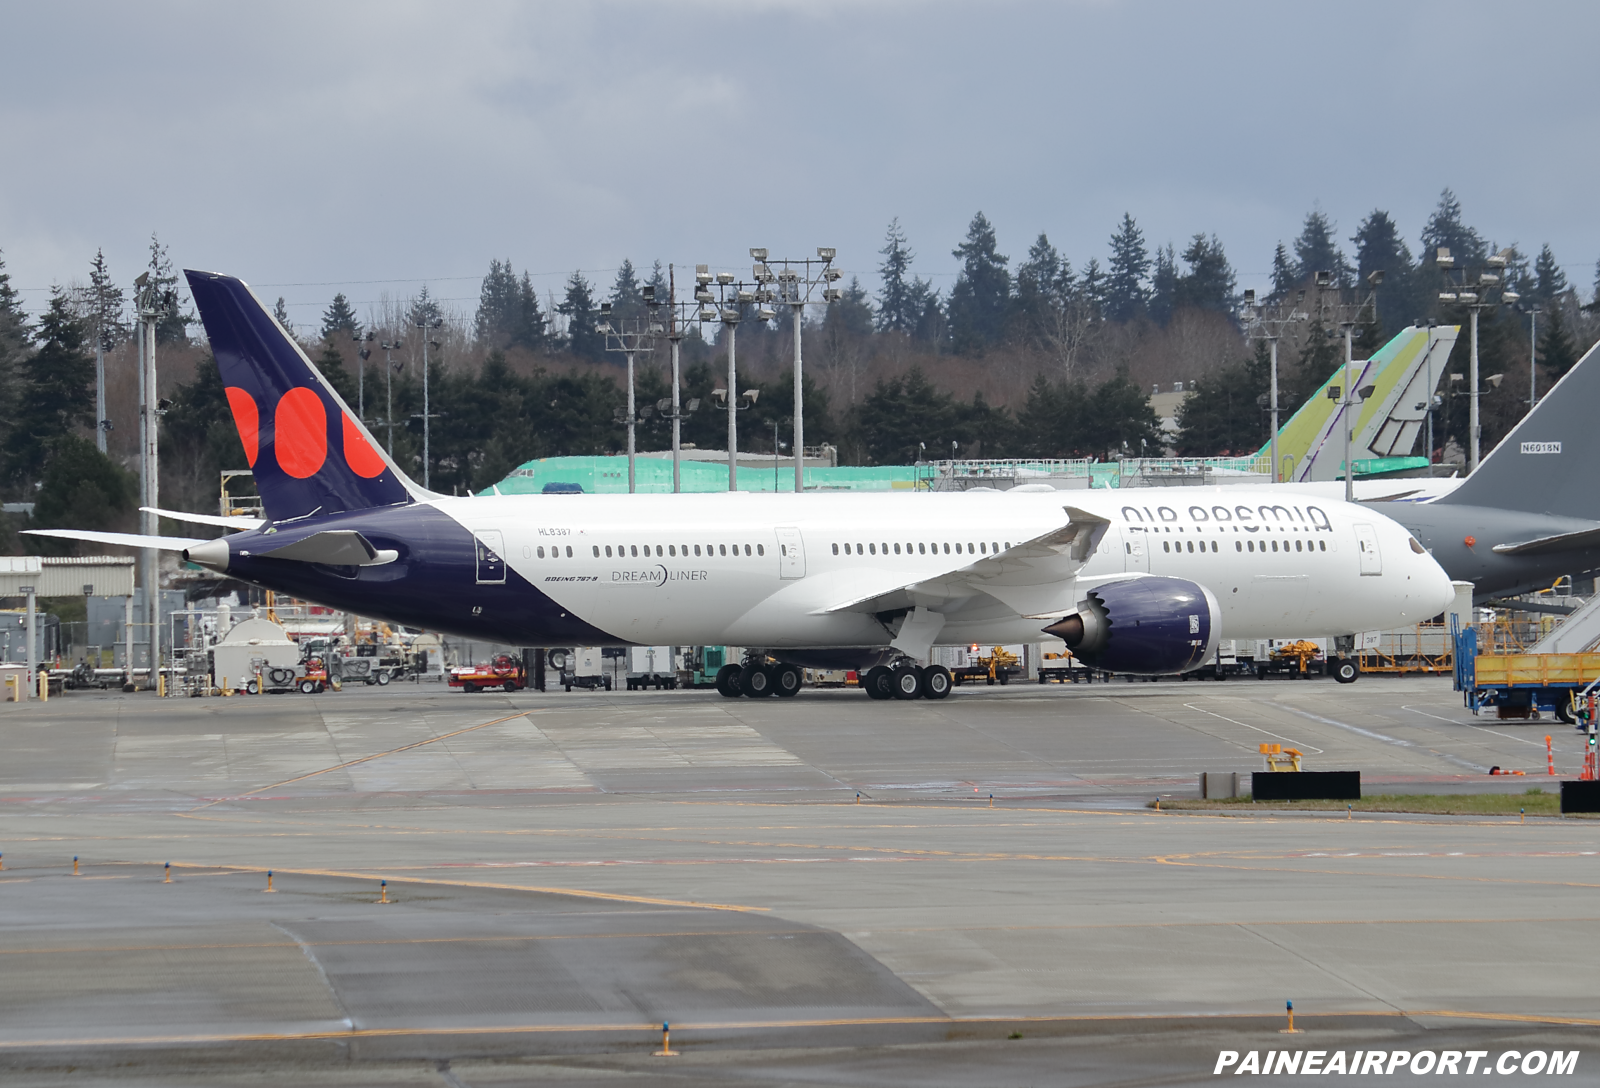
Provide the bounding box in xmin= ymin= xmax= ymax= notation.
xmin=1435 ymin=338 xmax=1600 ymax=518
xmin=184 ymin=271 xmax=425 ymax=523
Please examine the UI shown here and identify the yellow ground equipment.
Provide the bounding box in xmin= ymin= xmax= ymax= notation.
xmin=1259 ymin=742 xmax=1303 ymax=772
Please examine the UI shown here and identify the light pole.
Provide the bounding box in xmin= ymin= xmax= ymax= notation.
xmin=411 ymin=315 xmax=443 ymax=490
xmin=353 ymin=331 xmax=375 ymax=421
xmin=1437 ymin=247 xmax=1517 ymax=472
xmin=1516 ymin=301 xmax=1541 ymax=407
xmin=1241 ymin=288 xmax=1311 ymax=481
xmin=377 ymin=338 xmax=403 ymax=455
xmin=132 ymin=272 xmax=161 ymax=689
xmin=693 ymin=266 xmax=763 ymax=491
xmin=747 ymin=248 xmax=841 ymax=492
xmin=597 ymin=296 xmax=659 ymax=494
xmin=657 ymin=267 xmax=702 ymax=493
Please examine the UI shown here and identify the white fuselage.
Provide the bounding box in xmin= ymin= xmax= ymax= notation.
xmin=437 ymin=486 xmax=1454 ymax=650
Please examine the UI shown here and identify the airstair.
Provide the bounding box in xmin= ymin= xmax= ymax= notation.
xmin=1529 ymin=594 xmax=1600 ymax=654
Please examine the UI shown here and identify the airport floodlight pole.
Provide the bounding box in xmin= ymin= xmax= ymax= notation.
xmin=133 ymin=272 xmax=161 ymax=688
xmin=1516 ymin=301 xmax=1541 ymax=407
xmin=694 ymin=266 xmax=759 ymax=491
xmin=412 ymin=315 xmax=443 ymax=490
xmin=378 ymin=339 xmax=403 ymax=455
xmin=1437 ymin=247 xmax=1513 ymax=473
xmin=598 ymin=299 xmax=659 ymax=494
xmin=660 ymin=267 xmax=703 ymax=493
xmin=1242 ymin=288 xmax=1309 ymax=482
xmin=353 ymin=331 xmax=375 ymax=422
xmin=749 ymin=247 xmax=840 ymax=492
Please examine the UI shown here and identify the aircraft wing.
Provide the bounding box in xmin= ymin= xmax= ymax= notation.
xmin=813 ymin=506 xmax=1110 ymax=617
xmin=142 ymin=506 xmax=265 ymax=530
xmin=1491 ymin=525 xmax=1600 ymax=556
xmin=22 ymin=529 xmax=207 ymax=551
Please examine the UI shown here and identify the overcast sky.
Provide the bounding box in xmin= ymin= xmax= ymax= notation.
xmin=3 ymin=1 xmax=1596 ymax=329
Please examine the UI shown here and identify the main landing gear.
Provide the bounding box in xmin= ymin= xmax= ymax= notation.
xmin=714 ymin=657 xmax=803 ymax=700
xmin=863 ymin=661 xmax=952 ymax=701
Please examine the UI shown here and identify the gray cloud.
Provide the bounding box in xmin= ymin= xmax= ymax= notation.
xmin=3 ymin=0 xmax=1595 ymax=322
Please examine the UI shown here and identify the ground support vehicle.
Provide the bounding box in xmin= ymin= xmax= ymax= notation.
xmin=806 ymin=668 xmax=855 ymax=688
xmin=1037 ymin=652 xmax=1110 ymax=683
xmin=333 ymin=644 xmax=401 ymax=686
xmin=951 ymin=646 xmax=1022 ymax=686
xmin=683 ymin=646 xmax=734 ymax=688
xmin=551 ymin=647 xmax=609 ymax=692
xmin=1454 ymin=623 xmax=1600 ymax=722
xmin=448 ymin=654 xmax=525 ymax=693
xmin=626 ymin=646 xmax=677 ymax=690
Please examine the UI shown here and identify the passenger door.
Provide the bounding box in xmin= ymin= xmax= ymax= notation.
xmin=1353 ymin=523 xmax=1382 ymax=576
xmin=1122 ymin=526 xmax=1151 ymax=573
xmin=474 ymin=530 xmax=507 ymax=584
xmin=775 ymin=527 xmax=806 ymax=579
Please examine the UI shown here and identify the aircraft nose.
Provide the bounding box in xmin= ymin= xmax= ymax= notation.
xmin=1418 ymin=546 xmax=1454 ymax=614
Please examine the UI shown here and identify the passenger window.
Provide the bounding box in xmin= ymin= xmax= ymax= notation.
xmin=743 ymin=544 xmax=750 ymax=556
xmin=719 ymin=545 xmax=727 ymax=556
xmin=943 ymin=542 xmax=950 ymax=554
xmin=1295 ymin=540 xmax=1302 ymax=552
xmin=692 ymin=544 xmax=700 ymax=556
xmin=870 ymin=543 xmax=877 ymax=555
xmin=1186 ymin=541 xmax=1193 ymax=553
xmin=832 ymin=543 xmax=839 ymax=555
xmin=894 ymin=543 xmax=901 ymax=554
xmin=669 ymin=545 xmax=676 ymax=557
xmin=605 ymin=545 xmax=613 ymax=558
xmin=1163 ymin=541 xmax=1170 ymax=553
xmin=1247 ymin=540 xmax=1254 ymax=552
xmin=1126 ymin=543 xmax=1132 ymax=554
xmin=566 ymin=546 xmax=572 ymax=558
xmin=1319 ymin=540 xmax=1326 ymax=551
xmin=995 ymin=542 xmax=1001 ymax=552
xmin=1211 ymin=541 xmax=1218 ymax=552
xmin=537 ymin=546 xmax=545 ymax=559
xmin=969 ymin=542 xmax=976 ymax=552
xmin=757 ymin=544 xmax=764 ymax=556
xmin=919 ymin=543 xmax=926 ymax=554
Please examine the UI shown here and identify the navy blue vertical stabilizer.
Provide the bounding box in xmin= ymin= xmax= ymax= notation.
xmin=185 ymin=270 xmax=418 ymax=522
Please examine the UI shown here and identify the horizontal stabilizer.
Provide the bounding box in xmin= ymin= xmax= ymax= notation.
xmin=1490 ymin=524 xmax=1600 ymax=556
xmin=257 ymin=530 xmax=397 ymax=567
xmin=22 ymin=529 xmax=206 ymax=551
xmin=142 ymin=506 xmax=265 ymax=530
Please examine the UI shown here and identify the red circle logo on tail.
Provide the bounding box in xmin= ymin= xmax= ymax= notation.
xmin=225 ymin=387 xmax=259 ymax=466
xmin=342 ymin=414 xmax=386 ymax=478
xmin=274 ymin=387 xmax=327 ymax=478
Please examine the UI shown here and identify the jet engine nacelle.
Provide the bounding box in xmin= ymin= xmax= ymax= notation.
xmin=1042 ymin=576 xmax=1221 ymax=676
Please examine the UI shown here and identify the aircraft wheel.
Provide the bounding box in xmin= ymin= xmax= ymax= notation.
xmin=923 ymin=665 xmax=953 ymax=700
xmin=740 ymin=663 xmax=776 ymax=698
xmin=772 ymin=663 xmax=803 ymax=698
xmin=862 ymin=665 xmax=894 ymax=700
xmin=1331 ymin=658 xmax=1360 ymax=684
xmin=714 ymin=663 xmax=743 ymax=699
xmin=891 ymin=665 xmax=924 ymax=700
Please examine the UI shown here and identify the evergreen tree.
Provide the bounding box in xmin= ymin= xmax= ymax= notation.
xmin=0 ymin=251 xmax=32 ymax=486
xmin=946 ymin=212 xmax=1011 ymax=354
xmin=646 ymin=261 xmax=668 ymax=306
xmin=474 ymin=259 xmax=521 ymax=347
xmin=1592 ymin=257 xmax=1600 ymax=310
xmin=558 ymin=272 xmax=602 ymax=361
xmin=1172 ymin=341 xmax=1270 ymax=456
xmin=29 ymin=435 xmax=138 ymax=545
xmin=1533 ymin=244 xmax=1568 ymax=303
xmin=1175 ymin=234 xmax=1235 ymax=314
xmin=1014 ymin=232 xmax=1073 ymax=340
xmin=1077 ymin=258 xmax=1105 ymax=314
xmin=1539 ymin=304 xmax=1578 ymax=380
xmin=144 ymin=234 xmax=193 ymax=345
xmin=1351 ymin=210 xmax=1410 ymax=286
xmin=1083 ymin=369 xmax=1162 ymax=459
xmin=1270 ymin=242 xmax=1297 ymax=297
xmin=320 ymin=292 xmax=361 ymax=340
xmin=1147 ymin=244 xmax=1179 ymax=326
xmin=825 ymin=277 xmax=874 ymax=338
xmin=407 ymin=285 xmax=443 ymax=328
xmin=1104 ymin=213 xmax=1149 ymax=323
xmin=1420 ymin=188 xmax=1485 ymax=266
xmin=1014 ymin=374 xmax=1087 ymax=457
xmin=876 ymin=218 xmax=920 ymax=333
xmin=84 ymin=249 xmax=125 ymax=352
xmin=6 ymin=288 xmax=95 ymax=486
xmin=850 ymin=366 xmax=968 ymax=464
xmin=609 ymin=259 xmax=642 ymax=320
xmin=512 ymin=272 xmax=548 ymax=352
xmin=1292 ymin=209 xmax=1348 ymax=285
xmin=272 ymin=297 xmax=293 ymax=332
